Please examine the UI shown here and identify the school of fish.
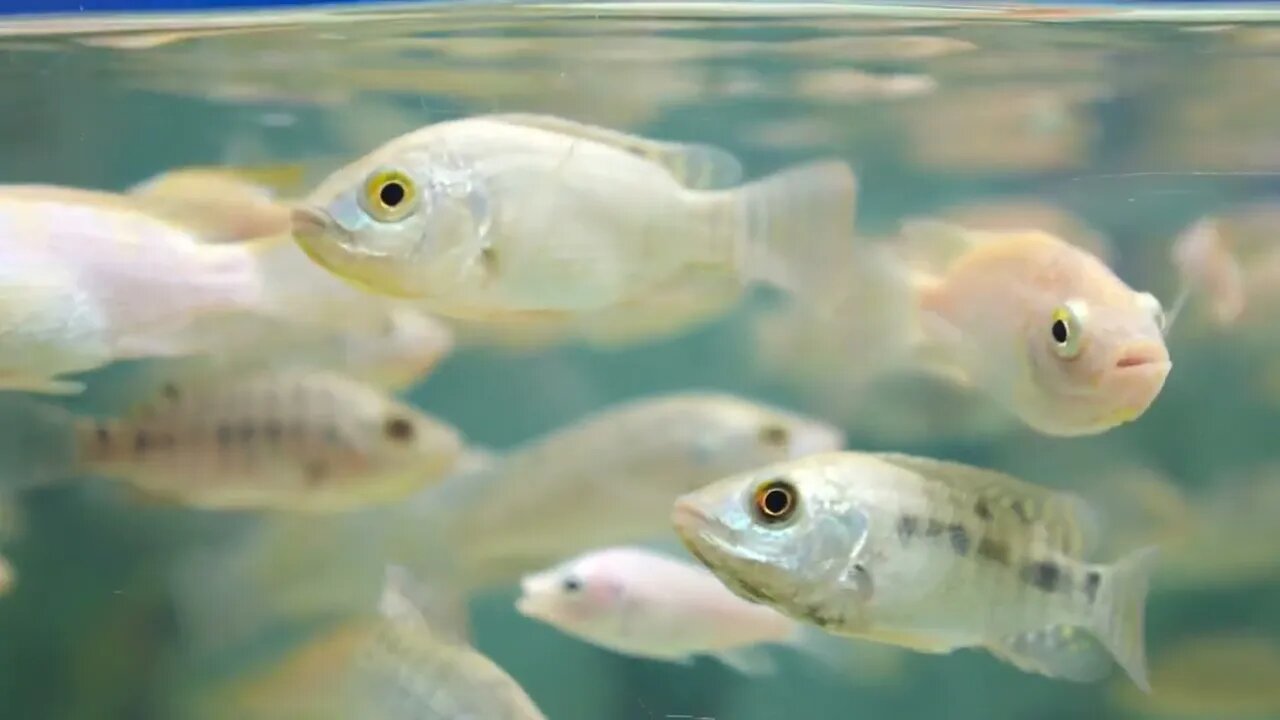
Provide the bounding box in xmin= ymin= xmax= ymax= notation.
xmin=8 ymin=105 xmax=1265 ymax=718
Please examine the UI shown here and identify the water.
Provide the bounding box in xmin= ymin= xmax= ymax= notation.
xmin=2 ymin=2 xmax=1280 ymax=718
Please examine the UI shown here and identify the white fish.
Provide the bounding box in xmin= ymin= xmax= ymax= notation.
xmin=0 ymin=185 xmax=270 ymax=393
xmin=292 ymin=113 xmax=856 ymax=323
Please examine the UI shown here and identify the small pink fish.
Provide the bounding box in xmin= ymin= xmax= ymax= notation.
xmin=516 ymin=546 xmax=835 ymax=675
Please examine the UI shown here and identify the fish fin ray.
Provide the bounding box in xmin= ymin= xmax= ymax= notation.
xmin=715 ymin=647 xmax=778 ymax=676
xmin=731 ymin=160 xmax=858 ymax=302
xmin=987 ymin=625 xmax=1113 ymax=683
xmin=482 ymin=113 xmax=743 ymax=189
xmin=1091 ymin=545 xmax=1160 ymax=693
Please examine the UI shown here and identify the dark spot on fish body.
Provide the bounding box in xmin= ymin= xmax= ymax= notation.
xmin=479 ymin=247 xmax=499 ymax=275
xmin=94 ymin=423 xmax=111 ymax=446
xmin=323 ymin=424 xmax=342 ymax=446
xmin=758 ymin=424 xmax=790 ymax=447
xmin=977 ymin=537 xmax=1011 ymax=565
xmin=974 ymin=498 xmax=993 ymax=521
xmin=161 ymin=383 xmax=180 ymax=402
xmin=382 ymin=416 xmax=415 ymax=443
xmin=1083 ymin=571 xmax=1101 ymax=603
xmin=216 ymin=424 xmax=233 ymax=448
xmin=304 ymin=460 xmax=329 ymax=486
xmin=1010 ymin=500 xmax=1031 ymax=524
xmin=265 ymin=420 xmax=283 ymax=444
xmin=237 ymin=423 xmax=255 ymax=444
xmin=133 ymin=430 xmax=149 ymax=455
xmin=897 ymin=515 xmax=919 ymax=543
xmin=948 ymin=524 xmax=970 ymax=556
xmin=1022 ymin=561 xmax=1064 ymax=593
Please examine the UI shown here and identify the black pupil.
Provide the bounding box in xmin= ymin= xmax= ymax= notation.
xmin=562 ymin=577 xmax=581 ymax=593
xmin=763 ymin=487 xmax=791 ymax=516
xmin=1051 ymin=319 xmax=1069 ymax=344
xmin=379 ymin=181 xmax=406 ymax=208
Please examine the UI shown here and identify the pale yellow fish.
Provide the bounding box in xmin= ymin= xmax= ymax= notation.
xmin=1112 ymin=634 xmax=1280 ymax=718
xmin=432 ymin=392 xmax=845 ymax=590
xmin=185 ymin=566 xmax=544 ymax=720
xmin=4 ymin=370 xmax=462 ymax=512
xmin=896 ymin=221 xmax=1169 ymax=436
xmin=126 ymin=165 xmax=304 ymax=242
xmin=673 ymin=451 xmax=1158 ymax=691
xmin=291 ymin=113 xmax=856 ymax=325
xmin=0 ymin=185 xmax=272 ymax=394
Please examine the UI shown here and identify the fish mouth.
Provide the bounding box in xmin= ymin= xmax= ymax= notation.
xmin=1111 ymin=341 xmax=1171 ymax=373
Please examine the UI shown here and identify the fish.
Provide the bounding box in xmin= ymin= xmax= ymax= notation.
xmin=0 ymin=370 xmax=463 ymax=512
xmin=789 ymin=220 xmax=1171 ymax=437
xmin=126 ymin=165 xmax=303 ymax=243
xmin=517 ymin=546 xmax=850 ymax=675
xmin=671 ymin=450 xmax=1159 ymax=691
xmin=290 ymin=113 xmax=856 ymax=322
xmin=1170 ymin=217 xmax=1245 ymax=327
xmin=186 ymin=566 xmax=545 ymax=720
xmin=0 ymin=185 xmax=271 ymax=393
xmin=431 ymin=391 xmax=845 ymax=590
xmin=341 ymin=565 xmax=547 ymax=720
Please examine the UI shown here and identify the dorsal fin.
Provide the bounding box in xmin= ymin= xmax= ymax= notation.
xmin=481 ymin=113 xmax=744 ymax=189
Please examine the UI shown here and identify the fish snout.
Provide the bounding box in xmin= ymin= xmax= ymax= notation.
xmin=1111 ymin=339 xmax=1171 ymax=374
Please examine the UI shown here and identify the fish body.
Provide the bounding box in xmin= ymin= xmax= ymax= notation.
xmin=23 ymin=370 xmax=463 ymax=511
xmin=433 ymin=392 xmax=844 ymax=588
xmin=344 ymin=566 xmax=547 ymax=720
xmin=292 ymin=113 xmax=856 ymax=322
xmin=517 ymin=546 xmax=797 ymax=673
xmin=672 ymin=450 xmax=1158 ymax=690
xmin=0 ymin=187 xmax=267 ymax=393
xmin=890 ymin=221 xmax=1170 ymax=436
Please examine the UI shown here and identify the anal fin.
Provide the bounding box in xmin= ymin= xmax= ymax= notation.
xmin=987 ymin=625 xmax=1113 ymax=683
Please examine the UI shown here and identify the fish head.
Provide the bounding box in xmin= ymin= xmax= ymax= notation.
xmin=672 ymin=459 xmax=870 ymax=615
xmin=367 ymin=401 xmax=465 ymax=487
xmin=515 ymin=552 xmax=625 ymax=630
xmin=292 ymin=147 xmax=490 ymax=298
xmin=995 ymin=238 xmax=1172 ymax=436
xmin=687 ymin=396 xmax=845 ymax=476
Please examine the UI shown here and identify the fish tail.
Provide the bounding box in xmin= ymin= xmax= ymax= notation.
xmin=1091 ymin=545 xmax=1160 ymax=693
xmin=0 ymin=395 xmax=79 ymax=490
xmin=730 ymin=159 xmax=858 ymax=302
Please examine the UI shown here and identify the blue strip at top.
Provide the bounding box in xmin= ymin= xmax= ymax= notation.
xmin=0 ymin=0 xmax=410 ymax=15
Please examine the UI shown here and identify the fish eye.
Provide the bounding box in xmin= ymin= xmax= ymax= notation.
xmin=561 ymin=576 xmax=582 ymax=593
xmin=359 ymin=168 xmax=418 ymax=222
xmin=1049 ymin=302 xmax=1086 ymax=360
xmin=757 ymin=424 xmax=790 ymax=447
xmin=382 ymin=416 xmax=416 ymax=443
xmin=752 ymin=478 xmax=798 ymax=524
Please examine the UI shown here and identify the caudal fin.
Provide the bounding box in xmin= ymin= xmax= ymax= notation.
xmin=731 ymin=160 xmax=858 ymax=304
xmin=1092 ymin=545 xmax=1160 ymax=692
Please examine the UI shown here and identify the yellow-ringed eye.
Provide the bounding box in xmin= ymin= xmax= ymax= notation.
xmin=359 ymin=168 xmax=418 ymax=222
xmin=752 ymin=478 xmax=798 ymax=524
xmin=1049 ymin=302 xmax=1086 ymax=360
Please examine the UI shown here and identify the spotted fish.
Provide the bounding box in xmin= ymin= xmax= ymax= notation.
xmin=671 ymin=450 xmax=1159 ymax=691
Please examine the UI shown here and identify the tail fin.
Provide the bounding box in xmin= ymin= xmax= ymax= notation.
xmin=730 ymin=160 xmax=858 ymax=304
xmin=0 ymin=394 xmax=79 ymax=491
xmin=1092 ymin=545 xmax=1160 ymax=693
